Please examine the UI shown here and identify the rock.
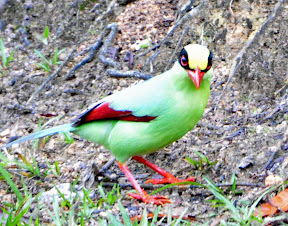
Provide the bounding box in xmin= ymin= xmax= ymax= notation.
xmin=238 ymin=155 xmax=254 ymax=169
xmin=9 ymin=69 xmax=25 ymax=77
xmin=265 ymin=174 xmax=282 ymax=187
xmin=38 ymin=183 xmax=95 ymax=204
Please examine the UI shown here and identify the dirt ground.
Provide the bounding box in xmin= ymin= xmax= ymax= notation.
xmin=0 ymin=0 xmax=287 ymax=224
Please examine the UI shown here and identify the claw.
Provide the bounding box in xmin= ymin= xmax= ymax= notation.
xmin=128 ymin=192 xmax=172 ymax=205
xmin=117 ymin=160 xmax=193 ymax=206
xmin=132 ymin=156 xmax=196 ymax=185
xmin=117 ymin=161 xmax=172 ymax=205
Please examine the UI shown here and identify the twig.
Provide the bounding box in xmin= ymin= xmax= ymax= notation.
xmin=56 ymin=0 xmax=81 ymax=37
xmin=99 ymin=23 xmax=120 ymax=68
xmin=166 ymin=0 xmax=208 ymax=43
xmin=135 ymin=44 xmax=160 ymax=59
xmin=96 ymin=0 xmax=116 ymax=22
xmin=63 ymin=88 xmax=91 ymax=96
xmin=275 ymin=84 xmax=288 ymax=96
xmin=106 ymin=68 xmax=152 ymax=80
xmin=215 ymin=0 xmax=284 ymax=110
xmin=260 ymin=143 xmax=282 ymax=172
xmin=66 ymin=23 xmax=119 ymax=80
xmin=100 ymin=157 xmax=116 ymax=173
xmin=136 ymin=0 xmax=208 ymax=62
xmin=224 ymin=127 xmax=246 ymax=141
xmin=74 ymin=46 xmax=94 ymax=57
xmin=26 ymin=47 xmax=77 ymax=105
xmin=197 ymin=122 xmax=221 ymax=130
xmin=6 ymin=103 xmax=33 ymax=113
xmin=260 ymin=105 xmax=281 ymax=124
xmin=175 ymin=0 xmax=194 ymax=21
xmin=165 ymin=26 xmax=189 ymax=70
xmin=26 ymin=72 xmax=45 ymax=79
xmin=144 ymin=50 xmax=159 ymax=71
xmin=90 ymin=3 xmax=100 ymax=13
xmin=64 ymin=27 xmax=107 ymax=80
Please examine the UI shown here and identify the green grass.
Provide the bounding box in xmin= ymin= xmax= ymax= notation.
xmin=35 ymin=26 xmax=50 ymax=45
xmin=203 ymin=176 xmax=282 ymax=225
xmin=0 ymin=38 xmax=17 ymax=75
xmin=34 ymin=47 xmax=66 ymax=72
xmin=185 ymin=150 xmax=217 ymax=172
xmin=1 ymin=134 xmax=287 ymax=224
xmin=0 ymin=147 xmax=194 ymax=225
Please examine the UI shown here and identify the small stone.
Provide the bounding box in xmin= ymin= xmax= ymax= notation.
xmin=119 ymin=79 xmax=127 ymax=87
xmin=109 ymin=173 xmax=117 ymax=180
xmin=265 ymin=175 xmax=282 ymax=187
xmin=58 ymin=52 xmax=67 ymax=61
xmin=10 ymin=69 xmax=25 ymax=77
xmin=80 ymin=162 xmax=86 ymax=169
xmin=238 ymin=155 xmax=254 ymax=169
xmin=256 ymin=125 xmax=263 ymax=134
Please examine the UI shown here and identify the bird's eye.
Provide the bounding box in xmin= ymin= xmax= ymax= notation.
xmin=181 ymin=55 xmax=188 ymax=67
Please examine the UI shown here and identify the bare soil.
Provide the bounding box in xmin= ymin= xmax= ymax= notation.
xmin=0 ymin=0 xmax=287 ymax=224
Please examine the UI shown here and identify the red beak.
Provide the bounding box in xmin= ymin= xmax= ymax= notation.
xmin=187 ymin=66 xmax=205 ymax=90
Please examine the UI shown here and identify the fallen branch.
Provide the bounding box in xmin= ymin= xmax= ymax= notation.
xmin=135 ymin=0 xmax=209 ymax=59
xmin=261 ymin=137 xmax=287 ymax=172
xmin=106 ymin=68 xmax=152 ymax=80
xmin=99 ymin=23 xmax=120 ymax=68
xmin=100 ymin=157 xmax=116 ymax=173
xmin=64 ymin=26 xmax=108 ymax=80
xmin=66 ymin=23 xmax=119 ymax=80
xmin=96 ymin=0 xmax=117 ymax=22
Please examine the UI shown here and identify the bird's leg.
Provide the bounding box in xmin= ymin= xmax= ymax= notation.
xmin=132 ymin=156 xmax=196 ymax=184
xmin=117 ymin=161 xmax=171 ymax=205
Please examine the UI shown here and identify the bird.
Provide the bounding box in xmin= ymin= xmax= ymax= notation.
xmin=1 ymin=44 xmax=213 ymax=205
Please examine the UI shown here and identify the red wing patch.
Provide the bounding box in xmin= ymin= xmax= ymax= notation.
xmin=72 ymin=102 xmax=156 ymax=126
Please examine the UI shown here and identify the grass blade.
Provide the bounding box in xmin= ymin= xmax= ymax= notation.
xmin=0 ymin=164 xmax=23 ymax=202
xmin=118 ymin=200 xmax=132 ymax=226
xmin=0 ymin=39 xmax=7 ymax=67
xmin=11 ymin=194 xmax=33 ymax=226
xmin=107 ymin=211 xmax=123 ymax=225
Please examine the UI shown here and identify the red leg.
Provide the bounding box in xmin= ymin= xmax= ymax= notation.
xmin=117 ymin=161 xmax=171 ymax=205
xmin=132 ymin=156 xmax=196 ymax=184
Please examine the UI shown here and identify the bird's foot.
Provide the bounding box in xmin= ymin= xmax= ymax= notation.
xmin=132 ymin=156 xmax=196 ymax=185
xmin=145 ymin=175 xmax=196 ymax=185
xmin=128 ymin=192 xmax=172 ymax=205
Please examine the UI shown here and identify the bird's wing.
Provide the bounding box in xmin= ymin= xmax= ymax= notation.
xmin=72 ymin=101 xmax=157 ymax=126
xmin=72 ymin=73 xmax=173 ymax=127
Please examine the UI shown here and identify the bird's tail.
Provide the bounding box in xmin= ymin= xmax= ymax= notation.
xmin=1 ymin=123 xmax=75 ymax=149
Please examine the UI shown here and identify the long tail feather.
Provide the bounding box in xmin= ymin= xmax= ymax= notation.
xmin=1 ymin=123 xmax=75 ymax=149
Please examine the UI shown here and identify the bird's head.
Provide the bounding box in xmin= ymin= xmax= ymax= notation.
xmin=178 ymin=44 xmax=213 ymax=90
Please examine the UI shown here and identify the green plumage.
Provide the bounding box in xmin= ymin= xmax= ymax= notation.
xmin=74 ymin=63 xmax=212 ymax=162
